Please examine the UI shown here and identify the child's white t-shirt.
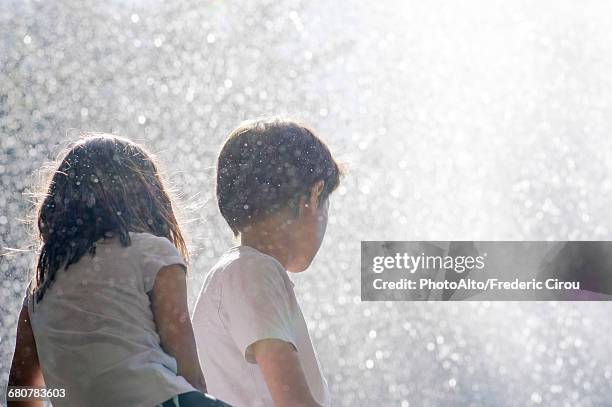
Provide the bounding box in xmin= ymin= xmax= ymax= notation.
xmin=192 ymin=246 xmax=331 ymax=407
xmin=23 ymin=232 xmax=196 ymax=407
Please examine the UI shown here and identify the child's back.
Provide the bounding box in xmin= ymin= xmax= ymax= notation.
xmin=193 ymin=245 xmax=330 ymax=407
xmin=26 ymin=232 xmax=195 ymax=407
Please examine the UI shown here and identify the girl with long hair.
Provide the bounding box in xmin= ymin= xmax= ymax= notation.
xmin=7 ymin=134 xmax=230 ymax=407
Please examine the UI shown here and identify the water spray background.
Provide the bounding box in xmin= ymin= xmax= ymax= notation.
xmin=2 ymin=0 xmax=612 ymax=405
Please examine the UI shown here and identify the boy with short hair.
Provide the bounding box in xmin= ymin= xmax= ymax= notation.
xmin=192 ymin=118 xmax=343 ymax=407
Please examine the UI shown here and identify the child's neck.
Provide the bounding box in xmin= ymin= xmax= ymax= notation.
xmin=239 ymin=217 xmax=295 ymax=271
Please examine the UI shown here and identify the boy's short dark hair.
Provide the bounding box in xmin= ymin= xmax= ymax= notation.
xmin=216 ymin=118 xmax=343 ymax=235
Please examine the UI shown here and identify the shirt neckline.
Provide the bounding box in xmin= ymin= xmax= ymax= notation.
xmin=228 ymin=245 xmax=295 ymax=287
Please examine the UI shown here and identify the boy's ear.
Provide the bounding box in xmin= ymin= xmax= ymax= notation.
xmin=308 ymin=180 xmax=325 ymax=210
xmin=297 ymin=181 xmax=325 ymax=216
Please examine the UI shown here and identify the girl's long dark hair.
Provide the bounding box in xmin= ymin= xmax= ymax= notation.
xmin=33 ymin=134 xmax=188 ymax=303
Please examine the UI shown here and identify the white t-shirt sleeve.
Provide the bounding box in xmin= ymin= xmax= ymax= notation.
xmin=139 ymin=235 xmax=187 ymax=293
xmin=221 ymin=258 xmax=296 ymax=364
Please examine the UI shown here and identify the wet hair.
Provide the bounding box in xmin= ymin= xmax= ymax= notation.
xmin=32 ymin=134 xmax=187 ymax=303
xmin=216 ymin=118 xmax=343 ymax=236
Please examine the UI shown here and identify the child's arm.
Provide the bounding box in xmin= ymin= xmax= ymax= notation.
xmin=252 ymin=339 xmax=322 ymax=407
xmin=150 ymin=264 xmax=207 ymax=393
xmin=7 ymin=305 xmax=44 ymax=407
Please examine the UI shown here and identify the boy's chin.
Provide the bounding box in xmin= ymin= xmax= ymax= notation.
xmin=286 ymin=258 xmax=314 ymax=273
xmin=286 ymin=264 xmax=308 ymax=273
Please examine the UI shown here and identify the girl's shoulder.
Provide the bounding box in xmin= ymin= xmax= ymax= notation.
xmin=125 ymin=232 xmax=184 ymax=264
xmin=128 ymin=232 xmax=186 ymax=292
xmin=128 ymin=232 xmax=176 ymax=251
